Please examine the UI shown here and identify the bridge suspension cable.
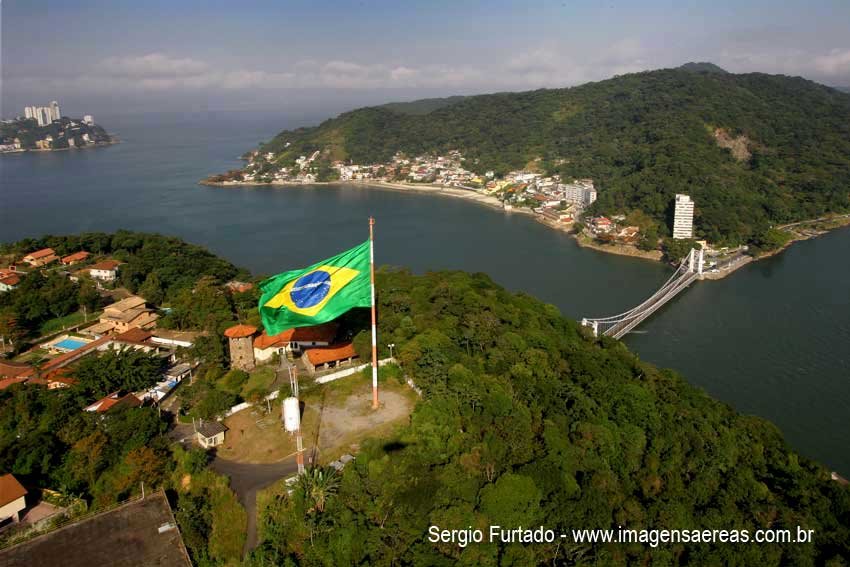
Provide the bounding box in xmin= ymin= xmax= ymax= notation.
xmin=582 ymin=248 xmax=703 ymax=339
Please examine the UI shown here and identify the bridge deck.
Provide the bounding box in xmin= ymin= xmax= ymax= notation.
xmin=583 ymin=248 xmax=703 ymax=339
xmin=606 ymin=271 xmax=698 ymax=338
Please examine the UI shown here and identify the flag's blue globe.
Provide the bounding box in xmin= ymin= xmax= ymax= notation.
xmin=290 ymin=270 xmax=332 ymax=308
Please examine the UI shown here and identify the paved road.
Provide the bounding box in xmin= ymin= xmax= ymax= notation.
xmin=210 ymin=456 xmax=301 ymax=557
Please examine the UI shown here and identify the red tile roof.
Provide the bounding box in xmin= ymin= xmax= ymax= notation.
xmin=0 ymin=473 xmax=27 ymax=507
xmin=61 ymin=251 xmax=90 ymax=264
xmin=253 ymin=323 xmax=338 ymax=350
xmin=115 ymin=327 xmax=154 ymax=344
xmin=0 ymin=377 xmax=28 ymax=390
xmin=89 ymin=260 xmax=121 ymax=271
xmin=0 ymin=274 xmax=21 ymax=287
xmin=224 ymin=324 xmax=257 ymax=339
xmin=253 ymin=331 xmax=287 ymax=350
xmin=84 ymin=392 xmax=142 ymax=413
xmin=25 ymin=248 xmax=56 ymax=260
xmin=303 ymin=343 xmax=358 ymax=366
xmin=46 ymin=367 xmax=78 ymax=387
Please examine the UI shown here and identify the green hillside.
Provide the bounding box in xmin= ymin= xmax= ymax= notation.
xmin=251 ymin=268 xmax=850 ymax=565
xmin=255 ymin=66 xmax=850 ymax=245
xmin=379 ymin=95 xmax=467 ymax=115
xmin=678 ymin=62 xmax=729 ymax=74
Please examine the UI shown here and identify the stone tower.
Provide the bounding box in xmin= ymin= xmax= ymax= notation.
xmin=224 ymin=324 xmax=257 ymax=371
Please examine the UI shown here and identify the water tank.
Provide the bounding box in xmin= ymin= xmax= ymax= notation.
xmin=283 ymin=397 xmax=300 ymax=432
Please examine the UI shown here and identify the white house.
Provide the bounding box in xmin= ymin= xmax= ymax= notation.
xmin=88 ymin=260 xmax=121 ymax=281
xmin=253 ymin=322 xmax=338 ymax=363
xmin=196 ymin=421 xmax=227 ymax=448
xmin=0 ymin=473 xmax=27 ymax=524
xmin=0 ymin=273 xmax=20 ymax=292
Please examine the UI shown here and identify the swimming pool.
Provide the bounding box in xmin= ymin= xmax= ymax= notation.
xmin=53 ymin=338 xmax=88 ymax=351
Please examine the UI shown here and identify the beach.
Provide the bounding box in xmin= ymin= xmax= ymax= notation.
xmin=199 ymin=177 xmax=850 ymax=279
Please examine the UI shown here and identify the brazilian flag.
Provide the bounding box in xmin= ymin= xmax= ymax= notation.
xmin=259 ymin=240 xmax=371 ymax=334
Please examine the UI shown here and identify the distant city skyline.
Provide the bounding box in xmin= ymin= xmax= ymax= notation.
xmin=2 ymin=0 xmax=849 ymax=118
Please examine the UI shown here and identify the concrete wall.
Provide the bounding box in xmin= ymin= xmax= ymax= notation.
xmin=314 ymin=358 xmax=395 ymax=384
xmin=0 ymin=495 xmax=26 ymax=522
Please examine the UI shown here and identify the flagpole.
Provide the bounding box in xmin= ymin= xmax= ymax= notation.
xmin=369 ymin=217 xmax=379 ymax=409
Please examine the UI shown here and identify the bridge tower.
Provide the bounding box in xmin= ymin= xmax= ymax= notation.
xmin=581 ymin=246 xmax=704 ymax=339
xmin=580 ymin=318 xmax=599 ymax=338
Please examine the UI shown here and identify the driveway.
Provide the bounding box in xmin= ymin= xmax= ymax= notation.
xmin=210 ymin=455 xmax=302 ymax=557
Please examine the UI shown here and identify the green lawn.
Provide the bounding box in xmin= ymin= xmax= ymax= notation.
xmin=39 ymin=310 xmax=101 ymax=337
xmin=13 ymin=348 xmax=51 ymax=363
xmin=241 ymin=366 xmax=278 ymax=397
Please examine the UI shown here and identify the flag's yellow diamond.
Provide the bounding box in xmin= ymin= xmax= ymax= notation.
xmin=264 ymin=265 xmax=360 ymax=317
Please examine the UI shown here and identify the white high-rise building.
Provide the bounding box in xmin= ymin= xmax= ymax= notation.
xmin=561 ymin=180 xmax=597 ymax=206
xmin=38 ymin=107 xmax=52 ymax=126
xmin=673 ymin=194 xmax=695 ymax=239
xmin=22 ymin=101 xmax=61 ymax=125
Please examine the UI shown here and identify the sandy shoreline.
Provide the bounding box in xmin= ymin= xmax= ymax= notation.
xmin=199 ymin=177 xmax=850 ymax=280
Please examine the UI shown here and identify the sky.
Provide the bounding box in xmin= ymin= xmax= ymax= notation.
xmin=2 ymin=0 xmax=850 ymax=118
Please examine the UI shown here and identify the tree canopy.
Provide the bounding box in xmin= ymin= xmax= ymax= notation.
xmin=251 ymin=268 xmax=850 ymax=565
xmin=255 ymin=67 xmax=850 ymax=246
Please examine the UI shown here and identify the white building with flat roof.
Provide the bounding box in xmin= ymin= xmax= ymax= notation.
xmin=673 ymin=193 xmax=694 ymax=239
xmin=562 ymin=182 xmax=597 ymax=206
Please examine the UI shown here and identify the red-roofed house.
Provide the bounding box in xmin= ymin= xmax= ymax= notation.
xmin=84 ymin=391 xmax=142 ymax=413
xmin=61 ymin=251 xmax=90 ymax=265
xmin=302 ymin=343 xmax=358 ymax=375
xmin=253 ymin=323 xmax=338 ymax=362
xmin=88 ymin=260 xmax=121 ymax=281
xmin=45 ymin=368 xmax=78 ymax=390
xmin=22 ymin=248 xmax=58 ymax=267
xmin=0 ymin=273 xmax=20 ymax=293
xmin=0 ymin=473 xmax=27 ymax=524
xmin=592 ymin=216 xmax=613 ymax=233
xmin=111 ymin=327 xmax=162 ymax=354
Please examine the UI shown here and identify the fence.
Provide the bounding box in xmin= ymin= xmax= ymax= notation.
xmin=221 ymin=358 xmax=397 ymax=417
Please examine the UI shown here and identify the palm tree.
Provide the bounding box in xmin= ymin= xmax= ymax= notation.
xmin=297 ymin=466 xmax=340 ymax=513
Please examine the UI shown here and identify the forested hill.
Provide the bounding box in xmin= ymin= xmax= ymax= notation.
xmin=252 ymin=268 xmax=850 ymax=565
xmin=256 ymin=65 xmax=850 ymax=245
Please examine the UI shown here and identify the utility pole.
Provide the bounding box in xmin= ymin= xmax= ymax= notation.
xmin=284 ymin=358 xmax=305 ymax=475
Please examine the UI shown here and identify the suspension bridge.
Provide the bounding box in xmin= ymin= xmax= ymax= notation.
xmin=582 ymin=248 xmax=704 ymax=339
